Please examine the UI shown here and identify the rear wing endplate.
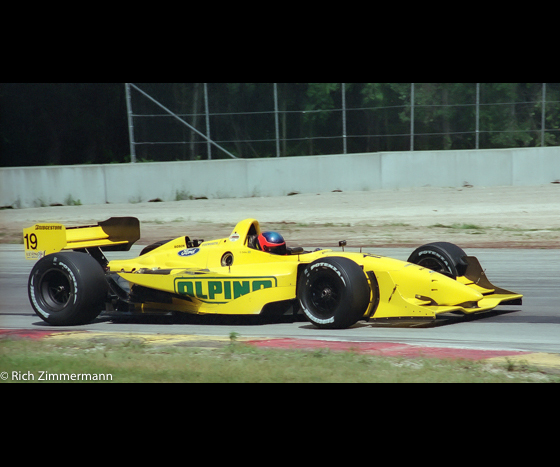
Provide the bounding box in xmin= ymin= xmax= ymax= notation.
xmin=23 ymin=217 xmax=140 ymax=260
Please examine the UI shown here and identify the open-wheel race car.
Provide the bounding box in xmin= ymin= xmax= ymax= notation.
xmin=23 ymin=217 xmax=522 ymax=329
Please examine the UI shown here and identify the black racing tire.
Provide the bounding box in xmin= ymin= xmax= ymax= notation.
xmin=297 ymin=257 xmax=370 ymax=329
xmin=407 ymin=242 xmax=468 ymax=277
xmin=28 ymin=251 xmax=108 ymax=325
xmin=140 ymin=239 xmax=173 ymax=256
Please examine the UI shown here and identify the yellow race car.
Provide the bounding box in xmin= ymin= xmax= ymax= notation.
xmin=23 ymin=217 xmax=522 ymax=328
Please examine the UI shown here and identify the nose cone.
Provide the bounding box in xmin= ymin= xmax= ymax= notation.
xmin=428 ymin=271 xmax=483 ymax=306
xmin=391 ymin=262 xmax=483 ymax=306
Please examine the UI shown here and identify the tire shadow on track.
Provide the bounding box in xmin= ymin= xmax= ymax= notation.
xmin=26 ymin=307 xmax=524 ymax=329
xmin=364 ymin=308 xmax=522 ymax=328
xmin=92 ymin=311 xmax=310 ymax=327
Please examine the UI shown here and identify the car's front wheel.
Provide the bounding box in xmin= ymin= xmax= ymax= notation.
xmin=297 ymin=257 xmax=371 ymax=329
xmin=407 ymin=242 xmax=468 ymax=277
xmin=28 ymin=251 xmax=108 ymax=325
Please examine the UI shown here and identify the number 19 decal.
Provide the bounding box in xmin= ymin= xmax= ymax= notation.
xmin=24 ymin=233 xmax=38 ymax=250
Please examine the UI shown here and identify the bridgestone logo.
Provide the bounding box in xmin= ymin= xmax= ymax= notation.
xmin=301 ymin=304 xmax=335 ymax=324
xmin=29 ymin=275 xmax=49 ymax=318
xmin=418 ymin=250 xmax=449 ymax=267
xmin=35 ymin=225 xmax=62 ymax=230
xmin=309 ymin=262 xmax=346 ymax=286
xmin=59 ymin=261 xmax=78 ymax=304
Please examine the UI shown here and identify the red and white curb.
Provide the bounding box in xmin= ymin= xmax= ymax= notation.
xmin=2 ymin=329 xmax=559 ymax=372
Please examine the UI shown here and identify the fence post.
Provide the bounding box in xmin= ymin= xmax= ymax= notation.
xmin=342 ymin=83 xmax=347 ymax=154
xmin=204 ymin=83 xmax=211 ymax=159
xmin=476 ymin=83 xmax=480 ymax=149
xmin=274 ymin=83 xmax=280 ymax=157
xmin=410 ymin=83 xmax=415 ymax=151
xmin=542 ymin=83 xmax=546 ymax=147
xmin=125 ymin=83 xmax=136 ymax=163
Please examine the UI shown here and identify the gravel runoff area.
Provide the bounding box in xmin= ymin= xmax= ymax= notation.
xmin=1 ymin=185 xmax=559 ymax=249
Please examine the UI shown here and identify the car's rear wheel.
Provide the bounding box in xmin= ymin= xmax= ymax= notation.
xmin=140 ymin=239 xmax=173 ymax=256
xmin=297 ymin=257 xmax=370 ymax=329
xmin=407 ymin=242 xmax=468 ymax=277
xmin=28 ymin=251 xmax=108 ymax=325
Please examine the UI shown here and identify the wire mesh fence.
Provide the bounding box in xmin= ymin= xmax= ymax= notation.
xmin=126 ymin=83 xmax=560 ymax=162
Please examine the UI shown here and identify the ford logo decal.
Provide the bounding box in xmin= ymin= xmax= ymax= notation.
xmin=178 ymin=247 xmax=200 ymax=257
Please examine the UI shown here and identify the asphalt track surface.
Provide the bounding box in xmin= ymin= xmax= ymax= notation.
xmin=1 ymin=185 xmax=560 ymax=370
xmin=2 ymin=244 xmax=560 ymax=365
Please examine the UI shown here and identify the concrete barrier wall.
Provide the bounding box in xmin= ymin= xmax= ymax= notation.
xmin=1 ymin=147 xmax=559 ymax=208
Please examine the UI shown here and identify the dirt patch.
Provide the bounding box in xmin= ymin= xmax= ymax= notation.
xmin=120 ymin=220 xmax=560 ymax=250
xmin=2 ymin=185 xmax=559 ymax=249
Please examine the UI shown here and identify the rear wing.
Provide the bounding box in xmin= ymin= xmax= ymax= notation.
xmin=23 ymin=217 xmax=140 ymax=260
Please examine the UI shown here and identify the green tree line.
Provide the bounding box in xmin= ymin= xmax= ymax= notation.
xmin=1 ymin=83 xmax=559 ymax=167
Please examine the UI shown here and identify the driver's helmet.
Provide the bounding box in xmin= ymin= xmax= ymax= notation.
xmin=257 ymin=231 xmax=286 ymax=255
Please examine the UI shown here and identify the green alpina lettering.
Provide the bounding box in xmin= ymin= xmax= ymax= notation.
xmin=195 ymin=281 xmax=207 ymax=299
xmin=208 ymin=281 xmax=222 ymax=299
xmin=174 ymin=277 xmax=276 ymax=302
xmin=233 ymin=281 xmax=250 ymax=298
xmin=177 ymin=281 xmax=194 ymax=296
xmin=252 ymin=280 xmax=272 ymax=291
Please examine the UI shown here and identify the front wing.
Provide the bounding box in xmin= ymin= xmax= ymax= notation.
xmin=366 ymin=255 xmax=522 ymax=321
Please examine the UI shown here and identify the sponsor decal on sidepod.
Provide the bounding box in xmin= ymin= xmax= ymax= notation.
xmin=178 ymin=248 xmax=200 ymax=257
